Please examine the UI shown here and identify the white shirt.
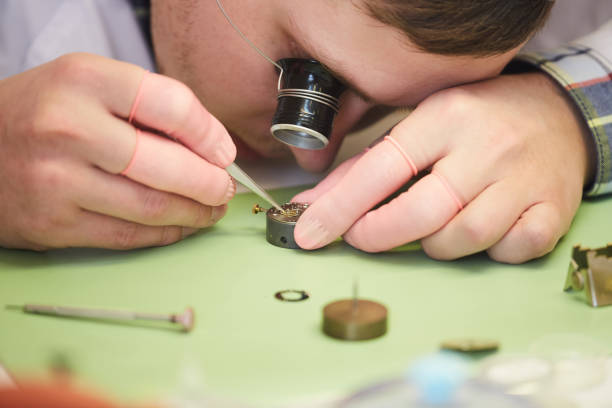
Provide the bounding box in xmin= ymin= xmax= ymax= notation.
xmin=525 ymin=0 xmax=612 ymax=51
xmin=0 ymin=0 xmax=154 ymax=79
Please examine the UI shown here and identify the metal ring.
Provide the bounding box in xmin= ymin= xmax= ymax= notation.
xmin=277 ymin=89 xmax=340 ymax=112
xmin=274 ymin=290 xmax=310 ymax=302
xmin=276 ymin=94 xmax=339 ymax=113
xmin=277 ymin=89 xmax=340 ymax=105
xmin=279 ymin=88 xmax=341 ymax=103
xmin=270 ymin=124 xmax=329 ymax=149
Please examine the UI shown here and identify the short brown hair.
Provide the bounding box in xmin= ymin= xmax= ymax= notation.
xmin=361 ymin=0 xmax=554 ymax=57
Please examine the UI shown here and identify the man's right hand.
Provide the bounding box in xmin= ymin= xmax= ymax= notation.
xmin=0 ymin=53 xmax=236 ymax=250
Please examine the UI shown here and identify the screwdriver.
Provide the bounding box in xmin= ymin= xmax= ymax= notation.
xmin=6 ymin=304 xmax=195 ymax=332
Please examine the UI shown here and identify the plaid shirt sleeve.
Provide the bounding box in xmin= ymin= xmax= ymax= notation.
xmin=513 ymin=21 xmax=612 ymax=197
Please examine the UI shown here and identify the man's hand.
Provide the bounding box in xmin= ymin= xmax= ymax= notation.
xmin=293 ymin=72 xmax=595 ymax=263
xmin=0 ymin=53 xmax=236 ymax=250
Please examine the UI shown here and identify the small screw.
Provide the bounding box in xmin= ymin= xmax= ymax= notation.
xmin=252 ymin=204 xmax=267 ymax=214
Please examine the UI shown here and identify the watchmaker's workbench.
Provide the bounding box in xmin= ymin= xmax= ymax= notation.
xmin=0 ymin=187 xmax=611 ymax=406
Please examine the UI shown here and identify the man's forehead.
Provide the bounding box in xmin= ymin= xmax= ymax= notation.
xmin=285 ymin=0 xmax=523 ymax=104
xmin=286 ymin=5 xmax=418 ymax=104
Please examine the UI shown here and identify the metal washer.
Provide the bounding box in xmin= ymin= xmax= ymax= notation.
xmin=275 ymin=290 xmax=310 ymax=302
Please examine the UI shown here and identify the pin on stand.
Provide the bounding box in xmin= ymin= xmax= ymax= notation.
xmin=322 ymin=278 xmax=387 ymax=341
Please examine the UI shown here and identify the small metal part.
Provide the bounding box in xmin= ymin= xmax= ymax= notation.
xmin=253 ymin=202 xmax=309 ymax=249
xmin=440 ymin=338 xmax=500 ymax=353
xmin=564 ymin=243 xmax=612 ymax=307
xmin=252 ymin=204 xmax=267 ymax=214
xmin=6 ymin=304 xmax=195 ymax=332
xmin=323 ymin=299 xmax=387 ymax=341
xmin=274 ymin=290 xmax=310 ymax=302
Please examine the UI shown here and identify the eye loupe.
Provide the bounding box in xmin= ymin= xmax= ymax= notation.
xmin=271 ymin=59 xmax=346 ymax=150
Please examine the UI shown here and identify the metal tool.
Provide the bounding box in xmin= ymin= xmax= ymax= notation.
xmin=226 ymin=163 xmax=283 ymax=212
xmin=6 ymin=304 xmax=195 ymax=332
xmin=564 ymin=243 xmax=612 ymax=307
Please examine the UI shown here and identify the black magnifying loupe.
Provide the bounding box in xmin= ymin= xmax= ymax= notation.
xmin=270 ymin=59 xmax=346 ymax=150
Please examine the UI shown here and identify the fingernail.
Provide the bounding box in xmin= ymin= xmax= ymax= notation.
xmin=295 ymin=217 xmax=329 ymax=249
xmin=181 ymin=227 xmax=199 ymax=238
xmin=210 ymin=205 xmax=227 ymax=223
xmin=215 ymin=141 xmax=236 ymax=167
xmin=212 ymin=119 xmax=236 ymax=166
xmin=223 ymin=177 xmax=237 ymax=203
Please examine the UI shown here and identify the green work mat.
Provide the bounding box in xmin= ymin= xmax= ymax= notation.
xmin=1 ymin=187 xmax=611 ymax=406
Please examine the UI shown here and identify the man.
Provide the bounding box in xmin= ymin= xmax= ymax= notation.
xmin=0 ymin=0 xmax=609 ymax=263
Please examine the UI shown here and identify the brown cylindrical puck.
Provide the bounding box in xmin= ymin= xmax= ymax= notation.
xmin=322 ymin=299 xmax=387 ymax=341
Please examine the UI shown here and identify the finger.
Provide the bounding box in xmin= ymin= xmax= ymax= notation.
xmin=292 ymin=151 xmax=365 ymax=203
xmin=291 ymin=117 xmax=400 ymax=205
xmin=294 ymin=113 xmax=450 ymax=249
xmin=66 ymin=210 xmax=198 ymax=250
xmin=85 ymin=57 xmax=235 ymax=167
xmin=487 ymin=202 xmax=566 ymax=264
xmin=342 ymin=173 xmax=459 ymax=252
xmin=0 ymin=235 xmax=47 ymax=251
xmin=75 ymin=166 xmax=227 ymax=228
xmin=77 ymin=110 xmax=235 ymax=206
xmin=121 ymin=129 xmax=236 ymax=206
xmin=421 ymin=180 xmax=527 ymax=260
xmin=127 ymin=72 xmax=236 ymax=167
xmin=294 ymin=140 xmax=420 ymax=249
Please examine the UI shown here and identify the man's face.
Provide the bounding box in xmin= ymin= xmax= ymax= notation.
xmin=151 ymin=0 xmax=519 ymax=172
